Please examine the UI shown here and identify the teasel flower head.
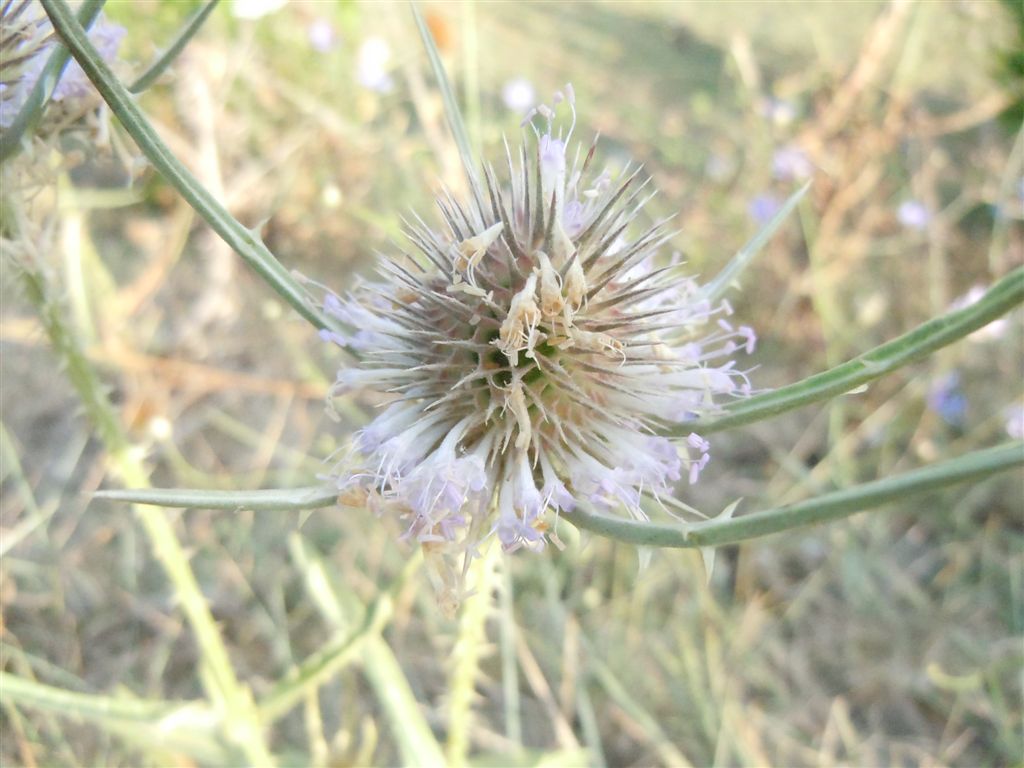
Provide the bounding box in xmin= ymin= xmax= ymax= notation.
xmin=1 ymin=0 xmax=125 ymax=131
xmin=321 ymin=87 xmax=756 ymax=571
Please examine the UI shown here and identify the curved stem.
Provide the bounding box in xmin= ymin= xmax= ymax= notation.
xmin=677 ymin=267 xmax=1024 ymax=436
xmin=560 ymin=441 xmax=1023 ymax=548
xmin=40 ymin=0 xmax=333 ymax=332
xmin=95 ymin=443 xmax=1024 ymax=550
xmin=128 ymin=0 xmax=220 ymax=94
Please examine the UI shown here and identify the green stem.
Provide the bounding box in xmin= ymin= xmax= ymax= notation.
xmin=128 ymin=0 xmax=220 ymax=94
xmin=700 ymin=181 xmax=810 ymax=305
xmin=289 ymin=536 xmax=447 ymax=767
xmin=445 ymin=546 xmax=498 ymax=767
xmin=94 ymin=484 xmax=339 ymax=510
xmin=0 ymin=671 xmax=188 ymax=722
xmin=92 ymin=442 xmax=1024 ymax=550
xmin=0 ymin=0 xmax=105 ymax=163
xmin=16 ymin=263 xmax=274 ymax=766
xmin=0 ymin=672 xmax=230 ymax=764
xmin=560 ymin=441 xmax=1023 ymax=549
xmin=411 ymin=2 xmax=482 ymax=203
xmin=39 ymin=0 xmax=333 ymax=332
xmin=679 ymin=267 xmax=1024 ymax=436
xmin=257 ymin=595 xmax=393 ymax=722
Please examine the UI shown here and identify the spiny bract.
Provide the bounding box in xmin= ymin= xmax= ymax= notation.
xmin=321 ymin=88 xmax=755 ymax=562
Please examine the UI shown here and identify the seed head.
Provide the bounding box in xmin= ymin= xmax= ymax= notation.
xmin=321 ymin=89 xmax=756 ymax=560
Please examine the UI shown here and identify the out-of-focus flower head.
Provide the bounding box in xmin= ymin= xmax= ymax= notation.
xmin=356 ymin=36 xmax=394 ymax=93
xmin=747 ymin=193 xmax=781 ymax=225
xmin=897 ymin=199 xmax=932 ymax=232
xmin=1004 ymin=404 xmax=1024 ymax=440
xmin=307 ymin=18 xmax=337 ymax=53
xmin=927 ymin=372 xmax=967 ymax=427
xmin=317 ymin=88 xmax=760 ymax=603
xmin=771 ymin=144 xmax=812 ymax=181
xmin=0 ymin=1 xmax=125 ymax=129
xmin=501 ymin=77 xmax=535 ymax=114
xmin=230 ymin=0 xmax=287 ymax=20
xmin=758 ymin=97 xmax=796 ymax=127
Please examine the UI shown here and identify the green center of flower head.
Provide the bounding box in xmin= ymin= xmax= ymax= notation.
xmin=320 ymin=85 xmax=756 ymax=574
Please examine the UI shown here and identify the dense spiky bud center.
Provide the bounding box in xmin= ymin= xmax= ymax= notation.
xmin=321 ymin=92 xmax=755 ymax=555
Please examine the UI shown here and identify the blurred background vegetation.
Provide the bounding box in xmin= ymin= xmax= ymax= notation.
xmin=2 ymin=0 xmax=1022 ymax=765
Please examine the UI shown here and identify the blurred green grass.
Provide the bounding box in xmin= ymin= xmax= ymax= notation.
xmin=2 ymin=1 xmax=1022 ymax=765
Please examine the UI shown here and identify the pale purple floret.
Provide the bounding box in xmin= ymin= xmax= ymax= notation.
xmin=772 ymin=145 xmax=812 ymax=181
xmin=748 ymin=193 xmax=782 ymax=225
xmin=927 ymin=372 xmax=967 ymax=427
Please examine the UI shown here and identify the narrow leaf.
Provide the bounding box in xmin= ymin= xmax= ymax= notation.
xmin=128 ymin=0 xmax=220 ymax=94
xmin=700 ymin=180 xmax=810 ymax=304
xmin=411 ymin=2 xmax=482 ymax=201
xmin=677 ymin=267 xmax=1024 ymax=436
xmin=258 ymin=595 xmax=392 ymax=722
xmin=94 ymin=484 xmax=338 ymax=511
xmin=40 ymin=0 xmax=335 ymax=332
xmin=559 ymin=442 xmax=1024 ymax=549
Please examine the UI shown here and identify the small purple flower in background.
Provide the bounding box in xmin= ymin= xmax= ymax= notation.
xmin=747 ymin=193 xmax=782 ymax=225
xmin=1004 ymin=404 xmax=1024 ymax=440
xmin=897 ymin=199 xmax=931 ymax=232
xmin=356 ymin=37 xmax=394 ymax=93
xmin=927 ymin=372 xmax=967 ymax=427
xmin=307 ymin=19 xmax=337 ymax=53
xmin=501 ymin=77 xmax=535 ymax=113
xmin=771 ymin=144 xmax=812 ymax=181
xmin=230 ymin=0 xmax=287 ymax=19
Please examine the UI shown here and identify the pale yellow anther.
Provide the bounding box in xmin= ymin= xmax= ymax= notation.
xmin=454 ymin=222 xmax=504 ymax=272
xmin=498 ymin=273 xmax=540 ymax=366
xmin=551 ymin=222 xmax=575 ymax=263
xmin=535 ymin=251 xmax=564 ymax=318
xmin=446 ymin=281 xmax=490 ymax=299
xmin=337 ymin=485 xmax=370 ymax=507
xmin=508 ymin=380 xmax=533 ymax=450
xmin=652 ymin=342 xmax=676 ymax=371
xmin=394 ymin=288 xmax=419 ymax=305
xmin=563 ymin=257 xmax=587 ymax=321
xmin=572 ymin=328 xmax=625 ymax=361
